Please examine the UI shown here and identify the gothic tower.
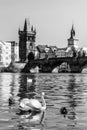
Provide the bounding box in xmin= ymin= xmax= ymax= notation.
xmin=18 ymin=18 xmax=36 ymax=62
xmin=68 ymin=25 xmax=78 ymax=48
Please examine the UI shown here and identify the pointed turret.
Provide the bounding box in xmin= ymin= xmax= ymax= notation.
xmin=24 ymin=19 xmax=27 ymax=31
xmin=24 ymin=18 xmax=31 ymax=32
xmin=31 ymin=25 xmax=34 ymax=32
xmin=70 ymin=24 xmax=75 ymax=39
xmin=34 ymin=27 xmax=36 ymax=34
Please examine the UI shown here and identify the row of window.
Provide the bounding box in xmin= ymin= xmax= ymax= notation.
xmin=0 ymin=55 xmax=11 ymax=61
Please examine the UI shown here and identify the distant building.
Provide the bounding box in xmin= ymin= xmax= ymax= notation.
xmin=47 ymin=47 xmax=56 ymax=59
xmin=18 ymin=18 xmax=36 ymax=62
xmin=55 ymin=48 xmax=67 ymax=57
xmin=66 ymin=25 xmax=79 ymax=57
xmin=0 ymin=41 xmax=11 ymax=67
xmin=0 ymin=40 xmax=19 ymax=68
xmin=66 ymin=47 xmax=73 ymax=57
xmin=82 ymin=47 xmax=87 ymax=56
xmin=36 ymin=45 xmax=46 ymax=59
xmin=7 ymin=41 xmax=19 ymax=62
xmin=49 ymin=46 xmax=58 ymax=52
xmin=67 ymin=25 xmax=79 ymax=48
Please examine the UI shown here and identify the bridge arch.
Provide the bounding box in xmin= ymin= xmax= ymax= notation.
xmin=81 ymin=63 xmax=87 ymax=73
xmin=52 ymin=62 xmax=71 ymax=73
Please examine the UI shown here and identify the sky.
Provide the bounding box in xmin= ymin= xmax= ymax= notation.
xmin=0 ymin=0 xmax=87 ymax=48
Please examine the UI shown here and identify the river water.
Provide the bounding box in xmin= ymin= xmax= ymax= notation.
xmin=0 ymin=73 xmax=87 ymax=130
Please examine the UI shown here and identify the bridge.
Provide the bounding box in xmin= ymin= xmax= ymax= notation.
xmin=22 ymin=56 xmax=87 ymax=73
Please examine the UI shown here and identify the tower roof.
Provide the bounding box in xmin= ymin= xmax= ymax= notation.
xmin=70 ymin=24 xmax=75 ymax=39
xmin=24 ymin=18 xmax=30 ymax=32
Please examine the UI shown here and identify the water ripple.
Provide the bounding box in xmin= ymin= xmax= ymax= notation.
xmin=0 ymin=73 xmax=87 ymax=130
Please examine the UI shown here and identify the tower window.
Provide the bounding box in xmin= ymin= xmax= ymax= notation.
xmin=30 ymin=43 xmax=33 ymax=46
xmin=30 ymin=37 xmax=32 ymax=40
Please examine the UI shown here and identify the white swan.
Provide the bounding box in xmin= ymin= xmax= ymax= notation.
xmin=19 ymin=92 xmax=46 ymax=112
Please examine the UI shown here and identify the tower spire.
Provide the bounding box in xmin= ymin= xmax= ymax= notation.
xmin=70 ymin=24 xmax=75 ymax=39
xmin=24 ymin=18 xmax=27 ymax=31
xmin=19 ymin=19 xmax=36 ymax=62
xmin=31 ymin=25 xmax=33 ymax=32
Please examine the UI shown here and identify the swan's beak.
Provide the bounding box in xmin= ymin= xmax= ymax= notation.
xmin=42 ymin=92 xmax=45 ymax=96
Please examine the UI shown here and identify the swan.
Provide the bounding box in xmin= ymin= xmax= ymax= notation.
xmin=19 ymin=92 xmax=46 ymax=112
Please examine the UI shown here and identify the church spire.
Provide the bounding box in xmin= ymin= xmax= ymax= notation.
xmin=70 ymin=24 xmax=75 ymax=39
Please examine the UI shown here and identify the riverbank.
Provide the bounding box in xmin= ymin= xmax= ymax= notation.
xmin=2 ymin=62 xmax=26 ymax=73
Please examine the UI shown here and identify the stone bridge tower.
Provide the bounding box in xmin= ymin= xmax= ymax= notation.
xmin=18 ymin=18 xmax=36 ymax=62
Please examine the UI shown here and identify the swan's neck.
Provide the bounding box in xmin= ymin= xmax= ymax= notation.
xmin=41 ymin=95 xmax=46 ymax=110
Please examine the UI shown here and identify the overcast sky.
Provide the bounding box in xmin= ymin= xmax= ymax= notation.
xmin=0 ymin=0 xmax=87 ymax=47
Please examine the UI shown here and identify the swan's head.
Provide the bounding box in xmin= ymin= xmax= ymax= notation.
xmin=42 ymin=92 xmax=45 ymax=97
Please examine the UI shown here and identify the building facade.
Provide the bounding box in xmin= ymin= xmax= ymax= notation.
xmin=36 ymin=45 xmax=46 ymax=59
xmin=18 ymin=18 xmax=36 ymax=62
xmin=7 ymin=41 xmax=19 ymax=62
xmin=0 ymin=40 xmax=19 ymax=68
xmin=55 ymin=48 xmax=67 ymax=57
xmin=0 ymin=41 xmax=11 ymax=67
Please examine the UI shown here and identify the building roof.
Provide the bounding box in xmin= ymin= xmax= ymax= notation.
xmin=49 ymin=46 xmax=57 ymax=49
xmin=57 ymin=47 xmax=67 ymax=51
xmin=49 ymin=46 xmax=58 ymax=51
xmin=0 ymin=40 xmax=5 ymax=45
xmin=22 ymin=18 xmax=36 ymax=34
xmin=6 ymin=41 xmax=18 ymax=46
xmin=37 ymin=45 xmax=48 ymax=53
xmin=24 ymin=18 xmax=30 ymax=32
xmin=47 ymin=48 xmax=54 ymax=53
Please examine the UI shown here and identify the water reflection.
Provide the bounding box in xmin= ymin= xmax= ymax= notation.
xmin=7 ymin=74 xmax=46 ymax=130
xmin=16 ymin=110 xmax=45 ymax=130
xmin=67 ymin=74 xmax=85 ymax=108
xmin=17 ymin=74 xmax=37 ymax=100
xmin=64 ymin=74 xmax=87 ymax=129
xmin=16 ymin=74 xmax=46 ymax=130
xmin=67 ymin=75 xmax=78 ymax=108
xmin=66 ymin=75 xmax=77 ymax=128
xmin=18 ymin=111 xmax=45 ymax=124
xmin=8 ymin=74 xmax=42 ymax=107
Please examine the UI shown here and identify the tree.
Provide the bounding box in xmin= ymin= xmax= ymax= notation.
xmin=28 ymin=52 xmax=34 ymax=61
xmin=71 ymin=47 xmax=77 ymax=57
